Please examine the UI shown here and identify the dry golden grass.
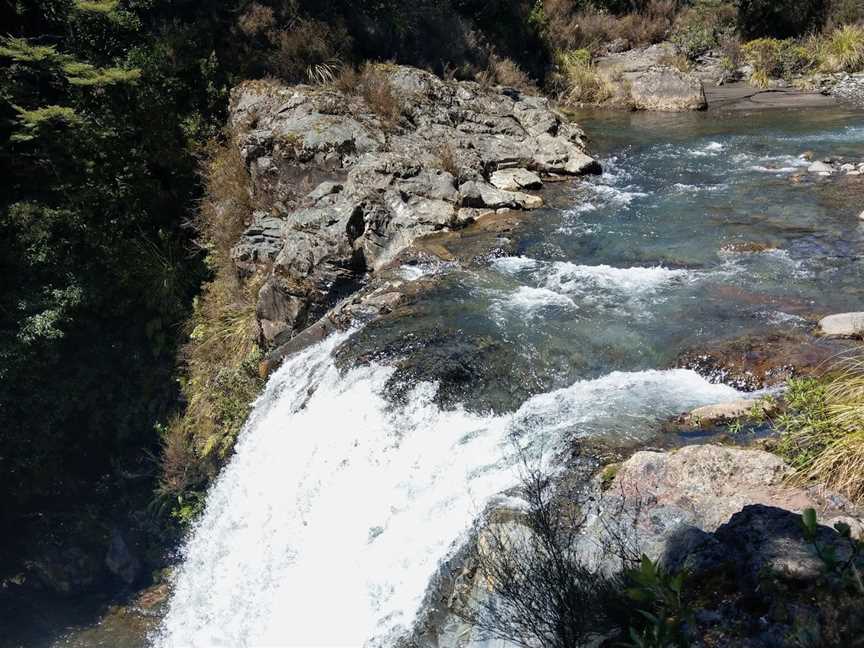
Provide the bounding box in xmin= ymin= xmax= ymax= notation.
xmin=359 ymin=64 xmax=403 ymax=126
xmin=436 ymin=142 xmax=461 ymax=179
xmin=160 ymin=136 xmax=265 ymax=507
xmin=552 ymin=49 xmax=613 ymax=105
xmin=159 ymin=269 xmax=264 ymax=499
xmin=819 ymin=24 xmax=864 ymax=72
xmin=778 ymin=351 xmax=864 ymax=502
xmin=482 ymin=55 xmax=539 ymax=94
xmin=195 ymin=135 xmax=252 ymax=269
xmin=540 ymin=0 xmax=675 ymax=55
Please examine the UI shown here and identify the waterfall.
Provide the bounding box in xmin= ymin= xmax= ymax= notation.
xmin=154 ymin=330 xmax=741 ymax=647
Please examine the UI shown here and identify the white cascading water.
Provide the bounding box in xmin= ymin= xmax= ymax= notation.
xmin=155 ymin=329 xmax=742 ymax=647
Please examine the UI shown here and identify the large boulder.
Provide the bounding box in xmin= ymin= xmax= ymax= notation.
xmin=227 ymin=66 xmax=600 ymax=346
xmin=818 ymin=312 xmax=864 ymax=338
xmin=628 ymin=66 xmax=707 ymax=112
xmin=584 ymin=445 xmax=862 ymax=564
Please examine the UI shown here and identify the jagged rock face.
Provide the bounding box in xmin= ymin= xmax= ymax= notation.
xmin=226 ymin=66 xmax=600 ymax=346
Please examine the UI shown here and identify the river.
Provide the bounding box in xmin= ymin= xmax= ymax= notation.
xmin=51 ymin=106 xmax=864 ymax=648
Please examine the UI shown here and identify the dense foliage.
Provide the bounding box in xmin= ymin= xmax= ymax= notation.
xmin=736 ymin=0 xmax=828 ymax=39
xmin=0 ymin=0 xmax=553 ymax=588
xmin=0 ymin=0 xmax=226 ymax=569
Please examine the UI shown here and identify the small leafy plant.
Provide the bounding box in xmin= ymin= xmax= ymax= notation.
xmin=621 ymin=555 xmax=692 ymax=648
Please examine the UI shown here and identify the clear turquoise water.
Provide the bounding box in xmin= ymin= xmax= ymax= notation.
xmin=346 ymin=108 xmax=864 ymax=413
xmin=41 ymin=107 xmax=864 ymax=648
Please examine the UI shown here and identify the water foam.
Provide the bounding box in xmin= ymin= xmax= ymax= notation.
xmin=543 ymin=261 xmax=691 ymax=296
xmin=155 ymin=333 xmax=741 ymax=647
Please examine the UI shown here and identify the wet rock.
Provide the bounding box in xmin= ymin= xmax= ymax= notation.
xmin=818 ymin=312 xmax=864 ymax=338
xmin=676 ymin=332 xmax=851 ymax=391
xmin=105 ymin=529 xmax=141 ymax=586
xmin=719 ymin=241 xmax=777 ymax=253
xmin=628 ymin=66 xmax=707 ymax=112
xmin=808 ymin=160 xmax=835 ymax=174
xmin=685 ymin=398 xmax=774 ymax=426
xmin=25 ymin=544 xmax=102 ymax=595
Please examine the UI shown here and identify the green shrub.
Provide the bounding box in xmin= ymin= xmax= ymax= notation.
xmin=737 ymin=0 xmax=828 ymax=39
xmin=671 ymin=0 xmax=738 ymax=60
xmin=743 ymin=38 xmax=815 ymax=85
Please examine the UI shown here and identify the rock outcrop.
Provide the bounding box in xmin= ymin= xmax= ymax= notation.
xmin=412 ymin=445 xmax=864 ymax=648
xmin=585 ymin=445 xmax=862 ymax=564
xmin=595 ymin=44 xmax=707 ymax=112
xmin=627 ymin=66 xmax=708 ymax=112
xmin=225 ymin=66 xmax=600 ymax=351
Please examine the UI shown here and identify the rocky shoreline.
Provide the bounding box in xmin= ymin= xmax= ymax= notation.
xmin=23 ymin=61 xmax=864 ymax=648
xmin=226 ymin=65 xmax=601 ymax=370
xmin=589 ymin=41 xmax=864 ymax=112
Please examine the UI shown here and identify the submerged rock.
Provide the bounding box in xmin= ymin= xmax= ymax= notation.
xmin=676 ymin=331 xmax=851 ymax=391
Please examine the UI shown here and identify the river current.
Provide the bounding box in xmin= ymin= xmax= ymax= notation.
xmin=149 ymin=108 xmax=864 ymax=647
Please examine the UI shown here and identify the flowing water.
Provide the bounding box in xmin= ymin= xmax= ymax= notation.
xmin=150 ymin=108 xmax=864 ymax=647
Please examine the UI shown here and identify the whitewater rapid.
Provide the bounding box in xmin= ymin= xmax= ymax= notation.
xmin=154 ymin=328 xmax=742 ymax=647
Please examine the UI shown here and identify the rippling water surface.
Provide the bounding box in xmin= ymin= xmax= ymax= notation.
xmin=103 ymin=109 xmax=864 ymax=647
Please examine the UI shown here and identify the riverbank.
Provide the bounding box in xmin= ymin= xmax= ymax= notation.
xmin=16 ymin=71 xmax=864 ymax=648
xmin=152 ymin=97 xmax=864 ymax=647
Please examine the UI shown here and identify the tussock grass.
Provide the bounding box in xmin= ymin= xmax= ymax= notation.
xmin=477 ymin=55 xmax=538 ymax=94
xmin=358 ymin=64 xmax=403 ymax=126
xmin=819 ymin=24 xmax=864 ymax=72
xmin=777 ymin=352 xmax=864 ymax=502
xmin=552 ymin=49 xmax=613 ymax=105
xmin=195 ymin=135 xmax=252 ymax=269
xmin=538 ymin=0 xmax=674 ymax=56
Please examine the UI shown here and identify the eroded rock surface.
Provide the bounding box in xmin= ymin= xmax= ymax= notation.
xmin=818 ymin=311 xmax=864 ymax=338
xmin=586 ymin=445 xmax=862 ymax=563
xmin=225 ymin=66 xmax=600 ymax=350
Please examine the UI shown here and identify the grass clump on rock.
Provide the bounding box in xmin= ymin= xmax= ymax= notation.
xmin=157 ymin=136 xmax=265 ymax=523
xmin=777 ymin=354 xmax=864 ymax=502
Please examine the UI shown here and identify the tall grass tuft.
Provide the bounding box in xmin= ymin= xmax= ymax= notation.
xmin=552 ymin=49 xmax=613 ymax=105
xmin=777 ymin=352 xmax=864 ymax=502
xmin=819 ymin=24 xmax=864 ymax=72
